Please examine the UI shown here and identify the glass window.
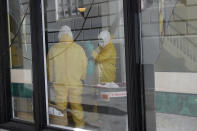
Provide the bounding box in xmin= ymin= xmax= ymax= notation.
xmin=44 ymin=0 xmax=128 ymax=130
xmin=141 ymin=0 xmax=197 ymax=131
xmin=7 ymin=0 xmax=33 ymax=121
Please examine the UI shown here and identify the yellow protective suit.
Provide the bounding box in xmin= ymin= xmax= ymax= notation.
xmin=10 ymin=32 xmax=23 ymax=68
xmin=95 ymin=41 xmax=117 ymax=83
xmin=47 ymin=34 xmax=87 ymax=127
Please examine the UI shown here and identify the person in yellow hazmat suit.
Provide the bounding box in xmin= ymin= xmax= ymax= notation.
xmin=92 ymin=30 xmax=117 ymax=83
xmin=47 ymin=25 xmax=87 ymax=127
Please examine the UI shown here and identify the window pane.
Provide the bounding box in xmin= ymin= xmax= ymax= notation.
xmin=141 ymin=0 xmax=197 ymax=131
xmin=7 ymin=0 xmax=33 ymax=121
xmin=44 ymin=0 xmax=128 ymax=130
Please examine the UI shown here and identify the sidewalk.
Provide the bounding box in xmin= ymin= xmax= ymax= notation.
xmin=157 ymin=113 xmax=197 ymax=131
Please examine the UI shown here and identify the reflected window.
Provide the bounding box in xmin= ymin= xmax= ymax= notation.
xmin=55 ymin=0 xmax=84 ymax=20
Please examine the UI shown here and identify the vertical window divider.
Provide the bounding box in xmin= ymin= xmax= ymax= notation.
xmin=123 ymin=0 xmax=146 ymax=131
xmin=0 ymin=0 xmax=12 ymax=124
xmin=30 ymin=0 xmax=47 ymax=130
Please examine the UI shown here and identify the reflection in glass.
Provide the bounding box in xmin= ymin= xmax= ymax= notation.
xmin=45 ymin=0 xmax=128 ymax=130
xmin=55 ymin=0 xmax=84 ymax=20
xmin=7 ymin=0 xmax=33 ymax=121
xmin=141 ymin=0 xmax=197 ymax=131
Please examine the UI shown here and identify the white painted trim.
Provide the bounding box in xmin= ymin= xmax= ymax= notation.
xmin=155 ymin=72 xmax=197 ymax=94
xmin=11 ymin=69 xmax=32 ymax=84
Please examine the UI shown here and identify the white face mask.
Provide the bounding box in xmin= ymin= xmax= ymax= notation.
xmin=99 ymin=40 xmax=105 ymax=47
xmin=98 ymin=31 xmax=111 ymax=48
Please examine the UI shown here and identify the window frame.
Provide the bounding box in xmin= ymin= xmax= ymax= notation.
xmin=0 ymin=0 xmax=12 ymax=124
xmin=0 ymin=0 xmax=146 ymax=131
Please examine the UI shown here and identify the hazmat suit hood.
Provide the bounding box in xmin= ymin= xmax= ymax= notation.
xmin=58 ymin=25 xmax=73 ymax=43
xmin=98 ymin=30 xmax=111 ymax=48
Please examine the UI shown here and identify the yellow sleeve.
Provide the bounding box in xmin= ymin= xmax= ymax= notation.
xmin=95 ymin=47 xmax=113 ymax=63
xmin=81 ymin=49 xmax=88 ymax=80
xmin=47 ymin=48 xmax=54 ymax=82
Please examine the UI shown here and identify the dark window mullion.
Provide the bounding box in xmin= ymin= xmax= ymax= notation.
xmin=30 ymin=0 xmax=47 ymax=130
xmin=0 ymin=0 xmax=12 ymax=124
xmin=123 ymin=0 xmax=146 ymax=131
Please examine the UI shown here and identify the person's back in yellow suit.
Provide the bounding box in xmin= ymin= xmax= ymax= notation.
xmin=47 ymin=25 xmax=87 ymax=127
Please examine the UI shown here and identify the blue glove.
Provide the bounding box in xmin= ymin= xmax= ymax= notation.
xmin=87 ymin=60 xmax=94 ymax=75
xmin=85 ymin=41 xmax=94 ymax=56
